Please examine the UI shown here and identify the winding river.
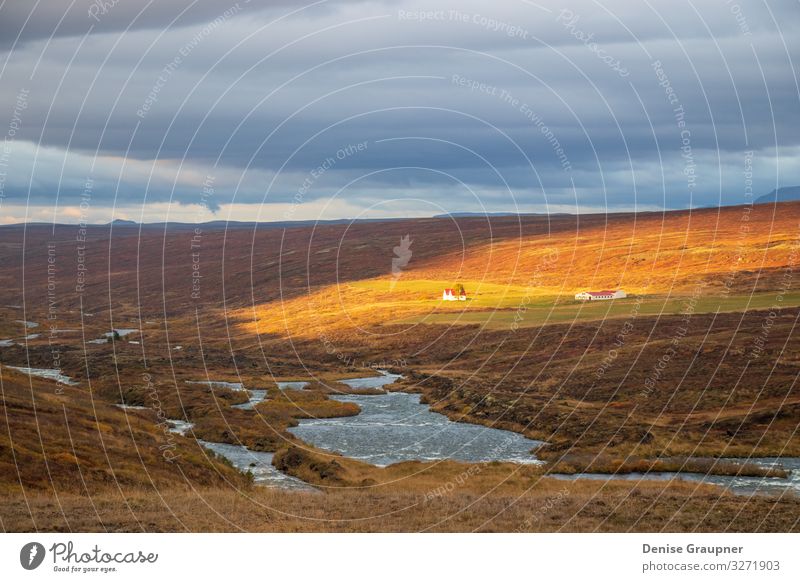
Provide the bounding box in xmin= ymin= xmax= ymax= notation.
xmin=181 ymin=371 xmax=543 ymax=490
xmin=189 ymin=372 xmax=799 ymax=496
xmin=284 ymin=373 xmax=798 ymax=496
xmin=17 ymin=363 xmax=793 ymax=496
xmin=288 ymin=373 xmax=544 ymax=466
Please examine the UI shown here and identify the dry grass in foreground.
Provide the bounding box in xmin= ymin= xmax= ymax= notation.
xmin=2 ymin=480 xmax=798 ymax=532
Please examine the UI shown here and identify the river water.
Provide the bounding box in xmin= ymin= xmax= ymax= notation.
xmin=10 ymin=365 xmax=798 ymax=496
xmin=195 ymin=371 xmax=542 ymax=491
xmin=289 ymin=389 xmax=544 ymax=466
xmin=231 ymin=389 xmax=269 ymax=410
xmin=552 ymin=457 xmax=800 ymax=496
xmin=198 ymin=440 xmax=316 ymax=491
xmin=339 ymin=372 xmax=402 ymax=390
xmin=285 ymin=374 xmax=798 ymax=496
xmin=185 ymin=379 xmax=245 ymax=390
xmin=7 ymin=366 xmax=78 ymax=385
xmin=276 ymin=381 xmax=309 ymax=390
xmin=5 ymin=363 xmax=798 ymax=495
xmin=164 ymin=418 xmax=314 ymax=491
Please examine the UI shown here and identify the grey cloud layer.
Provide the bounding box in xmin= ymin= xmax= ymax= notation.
xmin=1 ymin=0 xmax=798 ymax=217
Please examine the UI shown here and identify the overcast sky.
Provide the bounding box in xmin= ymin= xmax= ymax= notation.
xmin=0 ymin=0 xmax=798 ymax=223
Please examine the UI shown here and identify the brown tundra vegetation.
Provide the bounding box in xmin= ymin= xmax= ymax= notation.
xmin=1 ymin=202 xmax=799 ymax=531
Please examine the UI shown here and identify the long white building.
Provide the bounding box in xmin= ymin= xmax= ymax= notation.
xmin=574 ymin=290 xmax=627 ymax=301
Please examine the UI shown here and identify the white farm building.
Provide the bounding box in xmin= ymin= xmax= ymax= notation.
xmin=442 ymin=288 xmax=467 ymax=301
xmin=574 ymin=290 xmax=626 ymax=301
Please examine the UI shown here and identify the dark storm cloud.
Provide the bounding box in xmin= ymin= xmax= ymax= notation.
xmin=0 ymin=0 xmax=798 ymax=219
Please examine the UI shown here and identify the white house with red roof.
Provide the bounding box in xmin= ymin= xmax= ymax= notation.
xmin=442 ymin=288 xmax=467 ymax=301
xmin=575 ymin=289 xmax=626 ymax=301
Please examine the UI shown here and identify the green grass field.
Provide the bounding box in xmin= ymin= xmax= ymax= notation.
xmin=393 ymin=291 xmax=800 ymax=330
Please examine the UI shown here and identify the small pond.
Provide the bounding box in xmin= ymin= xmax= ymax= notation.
xmin=105 ymin=328 xmax=139 ymax=337
xmin=7 ymin=366 xmax=78 ymax=385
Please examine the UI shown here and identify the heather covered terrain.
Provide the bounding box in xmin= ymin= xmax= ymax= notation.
xmin=1 ymin=202 xmax=799 ymax=531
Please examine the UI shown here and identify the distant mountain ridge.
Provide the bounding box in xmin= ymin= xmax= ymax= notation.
xmin=433 ymin=211 xmax=526 ymax=218
xmin=1 ymin=217 xmax=405 ymax=230
xmin=433 ymin=211 xmax=573 ymax=218
xmin=755 ymin=186 xmax=800 ymax=204
xmin=3 ymin=194 xmax=798 ymax=230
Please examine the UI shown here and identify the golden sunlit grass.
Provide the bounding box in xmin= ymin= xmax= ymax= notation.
xmin=242 ymin=204 xmax=800 ymax=339
xmin=397 ymin=291 xmax=800 ymax=330
xmin=248 ymin=278 xmax=551 ymax=338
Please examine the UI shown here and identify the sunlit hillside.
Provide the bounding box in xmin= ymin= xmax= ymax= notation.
xmin=244 ymin=202 xmax=799 ymax=338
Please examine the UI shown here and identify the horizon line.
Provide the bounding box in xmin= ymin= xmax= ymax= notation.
xmin=0 ymin=200 xmax=792 ymax=229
